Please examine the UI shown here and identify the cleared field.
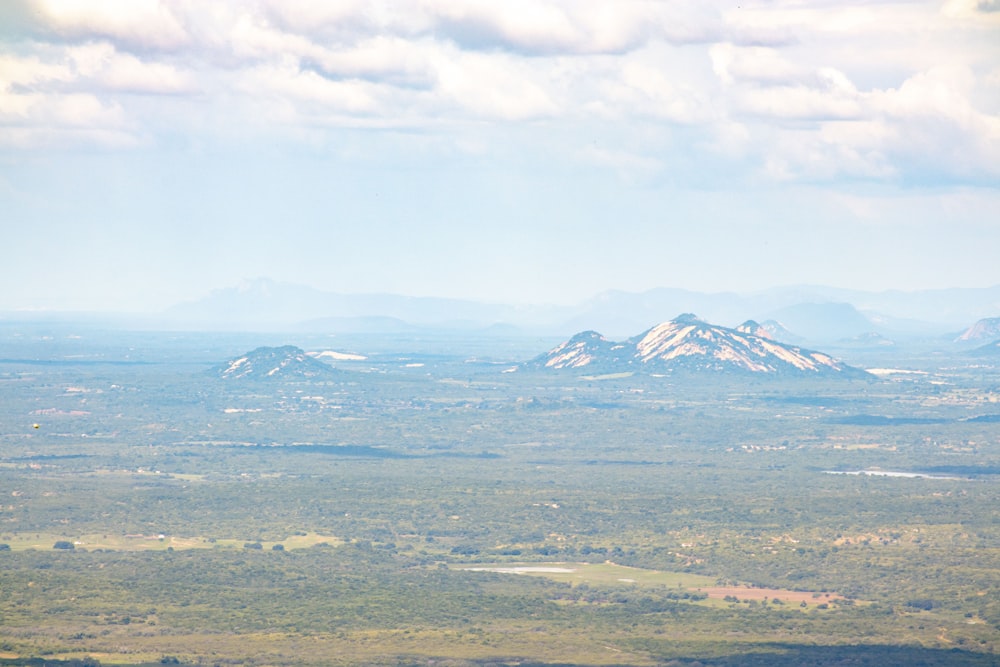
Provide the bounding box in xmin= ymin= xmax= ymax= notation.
xmin=457 ymin=561 xmax=714 ymax=588
xmin=457 ymin=562 xmax=843 ymax=607
xmin=696 ymin=586 xmax=844 ymax=604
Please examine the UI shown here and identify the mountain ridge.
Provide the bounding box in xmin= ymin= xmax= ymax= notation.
xmin=18 ymin=278 xmax=997 ymax=339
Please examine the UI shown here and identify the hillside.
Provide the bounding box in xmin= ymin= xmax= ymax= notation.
xmin=957 ymin=317 xmax=1000 ymax=343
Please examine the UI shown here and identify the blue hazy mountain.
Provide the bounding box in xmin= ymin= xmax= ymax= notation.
xmin=165 ymin=278 xmax=546 ymax=332
xmin=970 ymin=339 xmax=1000 ymax=356
xmin=763 ymin=302 xmax=876 ymax=343
xmin=149 ymin=278 xmax=1000 ymax=339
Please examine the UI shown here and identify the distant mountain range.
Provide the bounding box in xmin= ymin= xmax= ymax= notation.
xmin=526 ymin=314 xmax=868 ymax=377
xmin=10 ymin=278 xmax=999 ymax=343
xmin=165 ymin=278 xmax=536 ymax=333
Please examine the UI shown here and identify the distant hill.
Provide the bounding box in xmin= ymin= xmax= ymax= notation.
xmin=213 ymin=345 xmax=339 ymax=380
xmin=164 ymin=277 xmax=535 ymax=332
xmin=836 ymin=332 xmax=896 ymax=348
xmin=526 ymin=330 xmax=632 ymax=372
xmin=764 ymin=302 xmax=876 ymax=343
xmin=526 ymin=314 xmax=867 ymax=377
xmin=969 ymin=339 xmax=1000 ymax=356
xmin=956 ymin=317 xmax=1000 ymax=343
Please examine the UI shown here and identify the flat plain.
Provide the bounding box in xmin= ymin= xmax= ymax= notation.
xmin=0 ymin=326 xmax=998 ymax=666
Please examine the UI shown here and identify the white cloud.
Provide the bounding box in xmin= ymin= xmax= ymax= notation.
xmin=0 ymin=41 xmax=190 ymax=148
xmin=228 ymin=10 xmax=321 ymax=62
xmin=0 ymin=0 xmax=995 ymax=186
xmin=0 ymin=53 xmax=72 ymax=88
xmin=430 ymin=0 xmax=584 ymax=54
xmin=431 ymin=48 xmax=559 ymax=120
xmin=304 ymin=36 xmax=439 ymax=89
xmin=595 ymin=59 xmax=712 ymax=124
xmin=262 ymin=0 xmax=720 ymax=54
xmin=871 ymin=67 xmax=1000 ymax=180
xmin=0 ymin=87 xmax=136 ymax=149
xmin=746 ymin=62 xmax=1000 ymax=183
xmin=66 ymin=42 xmax=193 ymax=93
xmin=942 ymin=0 xmax=1000 ymax=19
xmin=235 ymin=59 xmax=381 ymax=118
xmin=43 ymin=91 xmax=122 ymax=125
xmin=710 ymin=44 xmax=805 ymax=86
xmin=35 ymin=0 xmax=190 ymax=50
xmin=736 ymin=74 xmax=863 ymax=122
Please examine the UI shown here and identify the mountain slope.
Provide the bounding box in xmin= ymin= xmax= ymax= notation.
xmin=956 ymin=317 xmax=1000 ymax=343
xmin=970 ymin=339 xmax=1000 ymax=356
xmin=214 ymin=345 xmax=339 ymax=380
xmin=764 ymin=302 xmax=876 ymax=342
xmin=529 ymin=314 xmax=865 ymax=376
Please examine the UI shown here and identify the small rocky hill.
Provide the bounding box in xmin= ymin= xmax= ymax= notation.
xmin=213 ymin=345 xmax=339 ymax=380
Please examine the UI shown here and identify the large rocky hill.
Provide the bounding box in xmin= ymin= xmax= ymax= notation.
xmin=956 ymin=317 xmax=1000 ymax=343
xmin=527 ymin=314 xmax=867 ymax=376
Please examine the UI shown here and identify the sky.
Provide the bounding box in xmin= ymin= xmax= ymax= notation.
xmin=1 ymin=0 xmax=999 ymax=312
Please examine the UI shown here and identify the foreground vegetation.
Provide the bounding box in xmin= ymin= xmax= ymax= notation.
xmin=1 ymin=328 xmax=998 ymax=665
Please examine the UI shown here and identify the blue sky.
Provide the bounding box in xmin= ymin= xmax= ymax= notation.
xmin=1 ymin=0 xmax=999 ymax=312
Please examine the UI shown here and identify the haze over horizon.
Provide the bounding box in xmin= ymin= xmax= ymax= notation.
xmin=2 ymin=1 xmax=999 ymax=313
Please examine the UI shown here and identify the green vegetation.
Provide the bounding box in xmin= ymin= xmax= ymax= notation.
xmin=0 ymin=328 xmax=998 ymax=665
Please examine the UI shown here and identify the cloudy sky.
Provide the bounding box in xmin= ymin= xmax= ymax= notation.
xmin=1 ymin=0 xmax=998 ymax=311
